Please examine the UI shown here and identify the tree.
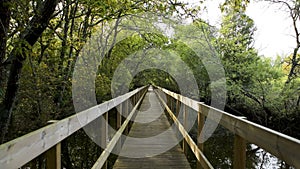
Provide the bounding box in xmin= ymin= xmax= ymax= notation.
xmin=217 ymin=0 xmax=259 ymax=107
xmin=217 ymin=0 xmax=300 ymax=140
xmin=0 ymin=0 xmax=10 ymax=97
xmin=217 ymin=1 xmax=279 ymax=126
xmin=0 ymin=0 xmax=197 ymax=167
xmin=0 ymin=0 xmax=59 ymax=142
xmin=263 ymin=0 xmax=300 ymax=84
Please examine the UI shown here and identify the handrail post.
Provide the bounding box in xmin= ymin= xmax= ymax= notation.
xmin=116 ymin=103 xmax=123 ymax=153
xmin=117 ymin=104 xmax=122 ymax=130
xmin=197 ymin=104 xmax=205 ymax=169
xmin=46 ymin=120 xmax=61 ymax=169
xmin=125 ymin=100 xmax=129 ymax=135
xmin=100 ymin=112 xmax=108 ymax=169
xmin=46 ymin=143 xmax=61 ymax=169
xmin=133 ymin=94 xmax=136 ymax=105
xmin=169 ymin=96 xmax=173 ymax=112
xmin=233 ymin=117 xmax=247 ymax=169
xmin=182 ymin=104 xmax=188 ymax=155
xmin=233 ymin=135 xmax=246 ymax=169
xmin=176 ymin=99 xmax=180 ymax=116
xmin=166 ymin=94 xmax=169 ymax=108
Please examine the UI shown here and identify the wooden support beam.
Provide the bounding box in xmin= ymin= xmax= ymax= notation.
xmin=45 ymin=120 xmax=61 ymax=169
xmin=100 ymin=112 xmax=108 ymax=169
xmin=233 ymin=116 xmax=247 ymax=169
xmin=117 ymin=104 xmax=122 ymax=129
xmin=167 ymin=95 xmax=170 ymax=108
xmin=182 ymin=104 xmax=188 ymax=155
xmin=125 ymin=100 xmax=129 ymax=135
xmin=45 ymin=143 xmax=61 ymax=169
xmin=176 ymin=99 xmax=180 ymax=116
xmin=233 ymin=135 xmax=246 ymax=169
xmin=197 ymin=105 xmax=205 ymax=169
xmin=116 ymin=104 xmax=122 ymax=152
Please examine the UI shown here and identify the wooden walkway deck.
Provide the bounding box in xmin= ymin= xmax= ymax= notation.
xmin=2 ymin=85 xmax=300 ymax=169
xmin=113 ymin=90 xmax=191 ymax=169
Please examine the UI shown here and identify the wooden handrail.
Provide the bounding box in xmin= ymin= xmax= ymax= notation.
xmin=0 ymin=86 xmax=148 ymax=169
xmin=91 ymin=88 xmax=148 ymax=169
xmin=2 ymin=85 xmax=299 ymax=168
xmin=154 ymin=86 xmax=300 ymax=169
xmin=155 ymin=90 xmax=213 ymax=169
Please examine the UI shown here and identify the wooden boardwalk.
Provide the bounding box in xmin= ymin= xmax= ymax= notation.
xmin=2 ymin=86 xmax=300 ymax=169
xmin=113 ymin=90 xmax=191 ymax=169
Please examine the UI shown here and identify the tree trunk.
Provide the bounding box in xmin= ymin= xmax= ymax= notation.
xmin=0 ymin=0 xmax=59 ymax=143
xmin=0 ymin=0 xmax=10 ymax=94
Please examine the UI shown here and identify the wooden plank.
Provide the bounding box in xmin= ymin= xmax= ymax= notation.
xmin=197 ymin=106 xmax=205 ymax=169
xmin=0 ymin=86 xmax=148 ymax=169
xmin=182 ymin=104 xmax=188 ymax=155
xmin=100 ymin=112 xmax=108 ymax=169
xmin=233 ymin=135 xmax=246 ymax=169
xmin=45 ymin=143 xmax=61 ymax=169
xmin=116 ymin=103 xmax=122 ymax=153
xmin=91 ymin=89 xmax=147 ymax=169
xmin=113 ymin=91 xmax=191 ymax=169
xmin=176 ymin=99 xmax=180 ymax=116
xmin=155 ymin=86 xmax=300 ymax=168
xmin=155 ymin=91 xmax=213 ymax=169
xmin=124 ymin=100 xmax=129 ymax=135
xmin=117 ymin=104 xmax=122 ymax=130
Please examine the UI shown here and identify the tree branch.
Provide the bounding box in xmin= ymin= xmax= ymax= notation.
xmin=1 ymin=0 xmax=60 ymax=143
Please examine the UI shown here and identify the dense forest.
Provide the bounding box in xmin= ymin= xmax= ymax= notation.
xmin=0 ymin=0 xmax=299 ymax=168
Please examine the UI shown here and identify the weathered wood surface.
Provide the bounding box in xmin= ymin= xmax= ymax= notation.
xmin=155 ymin=86 xmax=300 ymax=168
xmin=113 ymin=91 xmax=191 ymax=169
xmin=91 ymin=89 xmax=147 ymax=169
xmin=155 ymin=91 xmax=213 ymax=169
xmin=0 ymin=86 xmax=147 ymax=169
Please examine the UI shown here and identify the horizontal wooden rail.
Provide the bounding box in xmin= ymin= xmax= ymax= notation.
xmin=155 ymin=90 xmax=213 ymax=169
xmin=0 ymin=86 xmax=148 ymax=169
xmin=91 ymin=88 xmax=148 ymax=169
xmin=154 ymin=86 xmax=300 ymax=169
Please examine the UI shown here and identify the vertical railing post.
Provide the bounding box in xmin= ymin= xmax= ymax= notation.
xmin=176 ymin=98 xmax=180 ymax=116
xmin=233 ymin=117 xmax=246 ymax=169
xmin=167 ymin=95 xmax=170 ymax=108
xmin=137 ymin=91 xmax=139 ymax=103
xmin=125 ymin=100 xmax=129 ymax=135
xmin=46 ymin=143 xmax=61 ymax=169
xmin=46 ymin=120 xmax=61 ymax=169
xmin=116 ymin=103 xmax=123 ymax=152
xmin=233 ymin=135 xmax=246 ymax=169
xmin=170 ymin=97 xmax=173 ymax=112
xmin=100 ymin=112 xmax=108 ymax=169
xmin=182 ymin=104 xmax=188 ymax=155
xmin=117 ymin=104 xmax=122 ymax=130
xmin=197 ymin=104 xmax=205 ymax=169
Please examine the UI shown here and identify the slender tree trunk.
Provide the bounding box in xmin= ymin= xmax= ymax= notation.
xmin=0 ymin=0 xmax=59 ymax=143
xmin=285 ymin=46 xmax=299 ymax=84
xmin=0 ymin=0 xmax=10 ymax=94
xmin=54 ymin=0 xmax=70 ymax=112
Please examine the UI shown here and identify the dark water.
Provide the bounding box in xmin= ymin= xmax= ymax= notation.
xmin=183 ymin=124 xmax=293 ymax=169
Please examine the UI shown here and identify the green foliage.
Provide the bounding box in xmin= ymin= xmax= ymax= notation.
xmin=216 ymin=0 xmax=300 ymax=139
xmin=221 ymin=0 xmax=250 ymax=13
xmin=1 ymin=0 xmax=299 ymax=168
